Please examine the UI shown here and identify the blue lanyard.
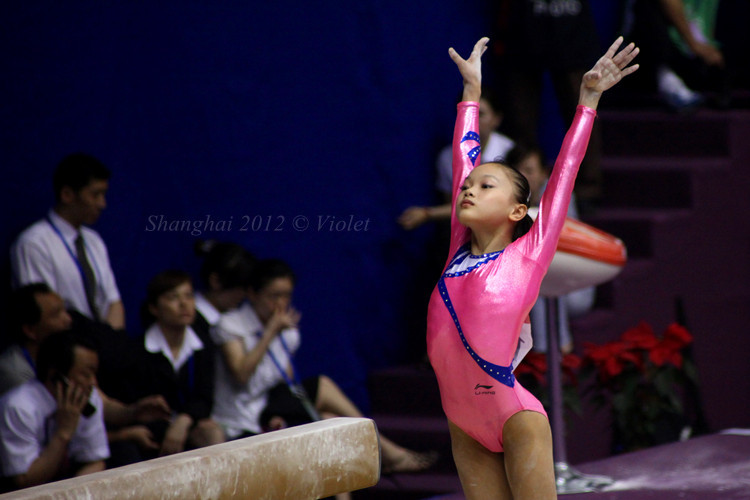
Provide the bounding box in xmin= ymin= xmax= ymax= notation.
xmin=256 ymin=330 xmax=302 ymax=388
xmin=177 ymin=355 xmax=195 ymax=409
xmin=21 ymin=346 xmax=36 ymax=375
xmin=45 ymin=216 xmax=100 ymax=294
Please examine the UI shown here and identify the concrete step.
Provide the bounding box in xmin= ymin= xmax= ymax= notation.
xmin=582 ymin=208 xmax=691 ymax=258
xmin=597 ymin=157 xmax=731 ymax=210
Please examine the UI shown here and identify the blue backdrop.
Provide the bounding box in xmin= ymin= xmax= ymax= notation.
xmin=1 ymin=1 xmax=619 ymax=411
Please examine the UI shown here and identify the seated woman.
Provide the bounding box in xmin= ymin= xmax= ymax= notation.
xmin=192 ymin=240 xmax=257 ymax=342
xmin=136 ymin=270 xmax=225 ymax=456
xmin=211 ymin=258 xmax=435 ymax=474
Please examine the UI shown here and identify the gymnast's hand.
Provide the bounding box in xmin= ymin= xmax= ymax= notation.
xmin=448 ymin=37 xmax=489 ymax=103
xmin=579 ymin=36 xmax=640 ymax=109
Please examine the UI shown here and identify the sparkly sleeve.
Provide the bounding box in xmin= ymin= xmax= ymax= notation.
xmin=522 ymin=105 xmax=596 ymax=268
xmin=446 ymin=101 xmax=480 ymax=266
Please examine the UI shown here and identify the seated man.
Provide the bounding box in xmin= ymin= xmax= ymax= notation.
xmin=11 ymin=153 xmax=124 ymax=329
xmin=0 ymin=331 xmax=109 ymax=492
xmin=0 ymin=284 xmax=72 ymax=396
xmin=0 ymin=283 xmax=170 ymax=469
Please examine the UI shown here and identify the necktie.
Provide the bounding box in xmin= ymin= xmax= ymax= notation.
xmin=75 ymin=233 xmax=100 ymax=321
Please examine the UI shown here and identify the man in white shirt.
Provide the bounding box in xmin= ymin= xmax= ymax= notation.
xmin=11 ymin=153 xmax=124 ymax=330
xmin=0 ymin=284 xmax=73 ymax=396
xmin=0 ymin=331 xmax=109 ymax=491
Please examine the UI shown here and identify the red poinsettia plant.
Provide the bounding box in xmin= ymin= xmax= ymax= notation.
xmin=515 ymin=351 xmax=583 ymax=415
xmin=581 ymin=321 xmax=698 ymax=451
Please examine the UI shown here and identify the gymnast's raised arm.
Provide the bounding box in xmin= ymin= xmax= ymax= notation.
xmin=579 ymin=36 xmax=640 ymax=110
xmin=442 ymin=38 xmax=489 ymax=258
xmin=448 ymin=37 xmax=487 ymax=104
xmin=530 ymin=37 xmax=640 ymax=266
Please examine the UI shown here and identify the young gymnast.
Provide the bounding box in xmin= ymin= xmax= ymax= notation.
xmin=426 ymin=37 xmax=639 ymax=498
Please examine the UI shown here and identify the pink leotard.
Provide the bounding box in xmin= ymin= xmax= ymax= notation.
xmin=426 ymin=102 xmax=595 ymax=452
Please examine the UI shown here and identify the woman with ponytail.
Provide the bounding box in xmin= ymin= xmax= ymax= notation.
xmin=191 ymin=240 xmax=256 ymax=344
xmin=426 ymin=37 xmax=639 ymax=498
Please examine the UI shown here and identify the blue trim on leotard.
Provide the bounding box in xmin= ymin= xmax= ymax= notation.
xmin=461 ymin=131 xmax=481 ymax=165
xmin=437 ymin=276 xmax=515 ymax=388
xmin=443 ymin=243 xmax=503 ymax=278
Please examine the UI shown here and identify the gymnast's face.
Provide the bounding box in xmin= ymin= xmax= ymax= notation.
xmin=457 ymin=163 xmax=526 ymax=229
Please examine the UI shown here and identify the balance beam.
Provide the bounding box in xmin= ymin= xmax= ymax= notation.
xmin=3 ymin=417 xmax=381 ymax=499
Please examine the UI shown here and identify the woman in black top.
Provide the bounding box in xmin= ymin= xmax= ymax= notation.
xmin=139 ymin=270 xmax=224 ymax=456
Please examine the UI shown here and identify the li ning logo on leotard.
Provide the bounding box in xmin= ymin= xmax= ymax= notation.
xmin=474 ymin=383 xmax=495 ymax=396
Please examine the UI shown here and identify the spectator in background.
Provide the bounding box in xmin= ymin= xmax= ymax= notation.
xmin=0 ymin=283 xmax=171 ymax=469
xmin=192 ymin=240 xmax=256 ymax=343
xmin=211 ymin=258 xmax=436 ymax=474
xmin=135 ymin=270 xmax=224 ymax=457
xmin=504 ymin=144 xmax=595 ymax=354
xmin=398 ymin=87 xmax=514 ymax=230
xmin=0 ymin=284 xmax=72 ymax=396
xmin=0 ymin=331 xmax=108 ymax=492
xmin=492 ymin=0 xmax=604 ymax=210
xmin=622 ymin=0 xmax=728 ymax=110
xmin=11 ymin=153 xmax=125 ymax=330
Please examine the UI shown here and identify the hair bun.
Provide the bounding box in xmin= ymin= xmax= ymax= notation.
xmin=193 ymin=239 xmax=218 ymax=257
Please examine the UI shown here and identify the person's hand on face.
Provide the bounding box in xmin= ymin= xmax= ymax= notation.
xmin=267 ymin=305 xmax=301 ymax=336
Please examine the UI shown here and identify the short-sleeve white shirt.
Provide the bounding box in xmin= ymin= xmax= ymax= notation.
xmin=10 ymin=210 xmax=121 ymax=320
xmin=0 ymin=346 xmax=35 ymax=397
xmin=194 ymin=292 xmax=221 ymax=329
xmin=210 ymin=302 xmax=300 ymax=437
xmin=144 ymin=324 xmax=204 ymax=372
xmin=0 ymin=380 xmax=109 ymax=477
xmin=436 ymin=131 xmax=515 ymax=195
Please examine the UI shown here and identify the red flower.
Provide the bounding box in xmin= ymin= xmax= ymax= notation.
xmin=663 ymin=323 xmax=693 ymax=347
xmin=562 ymin=353 xmax=582 ymax=371
xmin=516 ymin=351 xmax=547 ymax=384
xmin=562 ymin=353 xmax=582 ymax=385
xmin=621 ymin=321 xmax=659 ymax=350
xmin=647 ymin=323 xmax=693 ymax=368
xmin=649 ymin=341 xmax=683 ymax=368
xmin=583 ymin=340 xmax=642 ymax=380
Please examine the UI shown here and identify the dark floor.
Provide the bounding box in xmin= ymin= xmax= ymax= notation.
xmin=426 ymin=430 xmax=750 ymax=499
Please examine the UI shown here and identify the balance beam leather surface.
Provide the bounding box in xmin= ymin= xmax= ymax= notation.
xmin=2 ymin=417 xmax=381 ymax=500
